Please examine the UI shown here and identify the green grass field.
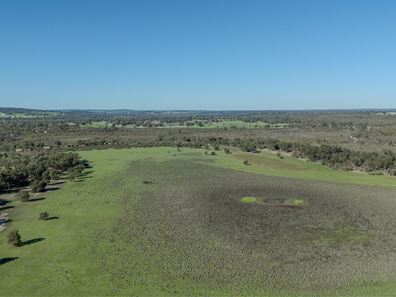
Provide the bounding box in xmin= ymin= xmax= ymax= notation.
xmin=1 ymin=147 xmax=396 ymax=296
xmin=78 ymin=119 xmax=289 ymax=129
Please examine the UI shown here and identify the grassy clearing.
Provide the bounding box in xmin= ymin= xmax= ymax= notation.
xmin=190 ymin=120 xmax=288 ymax=129
xmin=240 ymin=196 xmax=257 ymax=203
xmin=213 ymin=149 xmax=396 ymax=187
xmin=81 ymin=121 xmax=114 ymax=128
xmin=291 ymin=199 xmax=305 ymax=206
xmin=1 ymin=147 xmax=396 ymax=296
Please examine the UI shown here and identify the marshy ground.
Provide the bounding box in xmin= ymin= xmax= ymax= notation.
xmin=1 ymin=147 xmax=396 ymax=296
xmin=114 ymin=159 xmax=396 ymax=294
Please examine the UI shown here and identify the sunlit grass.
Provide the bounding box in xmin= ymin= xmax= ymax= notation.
xmin=240 ymin=196 xmax=257 ymax=203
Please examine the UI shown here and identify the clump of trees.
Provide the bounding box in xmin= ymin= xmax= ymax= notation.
xmin=229 ymin=137 xmax=396 ymax=175
xmin=240 ymin=140 xmax=258 ymax=153
xmin=0 ymin=152 xmax=89 ymax=193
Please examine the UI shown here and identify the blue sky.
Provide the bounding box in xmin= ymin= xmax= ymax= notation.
xmin=0 ymin=0 xmax=395 ymax=110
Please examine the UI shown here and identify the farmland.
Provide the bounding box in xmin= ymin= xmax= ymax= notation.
xmin=1 ymin=147 xmax=396 ymax=296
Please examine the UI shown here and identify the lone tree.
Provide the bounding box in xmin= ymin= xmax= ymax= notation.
xmin=243 ymin=160 xmax=249 ymax=165
xmin=224 ymin=148 xmax=232 ymax=154
xmin=31 ymin=179 xmax=47 ymax=193
xmin=17 ymin=191 xmax=30 ymax=202
xmin=39 ymin=212 xmax=49 ymax=220
xmin=7 ymin=230 xmax=22 ymax=247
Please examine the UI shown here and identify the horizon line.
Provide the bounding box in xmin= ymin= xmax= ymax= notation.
xmin=1 ymin=107 xmax=396 ymax=113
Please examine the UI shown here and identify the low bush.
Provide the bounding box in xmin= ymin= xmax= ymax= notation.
xmin=39 ymin=212 xmax=49 ymax=220
xmin=17 ymin=191 xmax=30 ymax=202
xmin=31 ymin=180 xmax=47 ymax=193
xmin=7 ymin=230 xmax=22 ymax=247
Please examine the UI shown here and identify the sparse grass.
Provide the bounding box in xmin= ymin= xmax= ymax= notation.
xmin=1 ymin=147 xmax=396 ymax=296
xmin=311 ymin=226 xmax=370 ymax=246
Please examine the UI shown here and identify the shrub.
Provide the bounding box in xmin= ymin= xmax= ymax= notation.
xmin=388 ymin=168 xmax=396 ymax=176
xmin=210 ymin=151 xmax=216 ymax=156
xmin=41 ymin=170 xmax=51 ymax=182
xmin=39 ymin=212 xmax=49 ymax=220
xmin=49 ymin=169 xmax=61 ymax=180
xmin=31 ymin=179 xmax=47 ymax=193
xmin=17 ymin=191 xmax=30 ymax=202
xmin=243 ymin=160 xmax=249 ymax=165
xmin=67 ymin=168 xmax=82 ymax=181
xmin=142 ymin=180 xmax=154 ymax=184
xmin=7 ymin=230 xmax=22 ymax=247
xmin=224 ymin=148 xmax=232 ymax=154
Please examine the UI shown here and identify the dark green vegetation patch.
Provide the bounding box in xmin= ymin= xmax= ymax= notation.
xmin=107 ymin=160 xmax=396 ymax=295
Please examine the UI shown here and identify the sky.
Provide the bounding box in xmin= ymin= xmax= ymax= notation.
xmin=0 ymin=0 xmax=395 ymax=110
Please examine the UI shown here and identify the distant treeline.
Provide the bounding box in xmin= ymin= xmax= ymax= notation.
xmin=3 ymin=109 xmax=396 ymax=132
xmin=178 ymin=136 xmax=396 ymax=175
xmin=235 ymin=138 xmax=396 ymax=175
xmin=1 ymin=109 xmax=396 ymax=184
xmin=4 ymin=134 xmax=394 ymax=176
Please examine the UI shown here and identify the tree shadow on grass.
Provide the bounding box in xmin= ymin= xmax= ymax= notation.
xmin=46 ymin=216 xmax=59 ymax=220
xmin=0 ymin=199 xmax=9 ymax=206
xmin=68 ymin=170 xmax=94 ymax=183
xmin=81 ymin=170 xmax=94 ymax=179
xmin=50 ymin=181 xmax=64 ymax=186
xmin=74 ymin=176 xmax=93 ymax=182
xmin=44 ymin=187 xmax=60 ymax=193
xmin=0 ymin=257 xmax=18 ymax=265
xmin=0 ymin=206 xmax=14 ymax=211
xmin=28 ymin=197 xmax=46 ymax=202
xmin=22 ymin=237 xmax=45 ymax=246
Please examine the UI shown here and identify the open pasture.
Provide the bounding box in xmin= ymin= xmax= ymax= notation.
xmin=1 ymin=147 xmax=396 ymax=296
